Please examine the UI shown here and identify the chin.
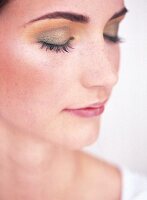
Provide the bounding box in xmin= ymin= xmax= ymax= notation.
xmin=63 ymin=123 xmax=101 ymax=151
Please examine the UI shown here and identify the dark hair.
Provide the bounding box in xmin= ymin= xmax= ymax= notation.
xmin=0 ymin=0 xmax=9 ymax=8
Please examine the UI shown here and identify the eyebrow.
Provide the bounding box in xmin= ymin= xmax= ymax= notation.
xmin=27 ymin=11 xmax=90 ymax=24
xmin=27 ymin=7 xmax=128 ymax=25
xmin=110 ymin=7 xmax=128 ymax=20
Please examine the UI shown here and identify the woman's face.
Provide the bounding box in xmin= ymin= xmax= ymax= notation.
xmin=0 ymin=0 xmax=125 ymax=149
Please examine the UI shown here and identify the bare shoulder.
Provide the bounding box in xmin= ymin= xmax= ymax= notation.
xmin=73 ymin=151 xmax=122 ymax=200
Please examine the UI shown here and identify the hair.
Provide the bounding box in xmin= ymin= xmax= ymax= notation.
xmin=0 ymin=0 xmax=9 ymax=9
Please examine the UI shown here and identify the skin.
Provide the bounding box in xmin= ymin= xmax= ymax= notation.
xmin=0 ymin=0 xmax=125 ymax=199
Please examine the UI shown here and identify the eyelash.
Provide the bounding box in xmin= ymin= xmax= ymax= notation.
xmin=103 ymin=34 xmax=122 ymax=43
xmin=38 ymin=34 xmax=122 ymax=54
xmin=38 ymin=37 xmax=74 ymax=53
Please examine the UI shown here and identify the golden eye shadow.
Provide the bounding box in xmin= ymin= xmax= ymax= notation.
xmin=37 ymin=26 xmax=71 ymax=45
xmin=104 ymin=23 xmax=119 ymax=37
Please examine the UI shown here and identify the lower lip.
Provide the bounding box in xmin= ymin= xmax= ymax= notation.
xmin=64 ymin=106 xmax=105 ymax=118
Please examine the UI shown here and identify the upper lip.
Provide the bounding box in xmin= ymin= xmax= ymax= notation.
xmin=66 ymin=100 xmax=108 ymax=110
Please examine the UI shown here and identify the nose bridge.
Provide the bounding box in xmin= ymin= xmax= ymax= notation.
xmin=80 ymin=40 xmax=118 ymax=88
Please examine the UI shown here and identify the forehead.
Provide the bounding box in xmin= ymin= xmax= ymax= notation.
xmin=6 ymin=0 xmax=124 ymax=24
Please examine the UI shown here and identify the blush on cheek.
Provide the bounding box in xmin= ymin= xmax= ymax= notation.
xmin=0 ymin=50 xmax=56 ymax=135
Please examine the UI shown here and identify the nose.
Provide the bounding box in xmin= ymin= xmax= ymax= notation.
xmin=79 ymin=42 xmax=119 ymax=90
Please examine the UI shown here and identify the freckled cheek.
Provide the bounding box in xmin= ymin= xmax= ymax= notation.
xmin=0 ymin=44 xmax=66 ymax=118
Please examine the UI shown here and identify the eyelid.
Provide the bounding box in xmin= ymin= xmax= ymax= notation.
xmin=103 ymin=15 xmax=124 ymax=39
xmin=103 ymin=16 xmax=124 ymax=44
xmin=22 ymin=20 xmax=74 ymax=42
xmin=107 ymin=15 xmax=126 ymax=25
xmin=38 ymin=36 xmax=74 ymax=53
xmin=37 ymin=26 xmax=71 ymax=45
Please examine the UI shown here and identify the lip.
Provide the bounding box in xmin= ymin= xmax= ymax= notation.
xmin=81 ymin=100 xmax=107 ymax=109
xmin=65 ymin=106 xmax=105 ymax=117
xmin=64 ymin=105 xmax=105 ymax=118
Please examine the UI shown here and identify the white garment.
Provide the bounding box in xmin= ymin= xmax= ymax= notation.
xmin=120 ymin=166 xmax=147 ymax=200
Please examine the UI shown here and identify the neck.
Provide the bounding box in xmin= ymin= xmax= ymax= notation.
xmin=0 ymin=119 xmax=77 ymax=200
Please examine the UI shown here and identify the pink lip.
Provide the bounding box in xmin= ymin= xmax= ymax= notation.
xmin=64 ymin=105 xmax=105 ymax=118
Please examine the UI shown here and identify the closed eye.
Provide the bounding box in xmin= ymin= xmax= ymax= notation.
xmin=103 ymin=34 xmax=122 ymax=43
xmin=38 ymin=37 xmax=74 ymax=53
xmin=103 ymin=20 xmax=123 ymax=44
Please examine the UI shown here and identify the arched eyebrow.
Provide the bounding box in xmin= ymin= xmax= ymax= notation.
xmin=26 ymin=7 xmax=128 ymax=25
xmin=27 ymin=11 xmax=90 ymax=24
xmin=110 ymin=7 xmax=128 ymax=20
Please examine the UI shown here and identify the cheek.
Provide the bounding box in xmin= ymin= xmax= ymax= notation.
xmin=0 ymin=39 xmax=69 ymax=133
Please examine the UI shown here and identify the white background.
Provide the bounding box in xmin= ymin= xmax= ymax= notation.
xmin=84 ymin=0 xmax=147 ymax=175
